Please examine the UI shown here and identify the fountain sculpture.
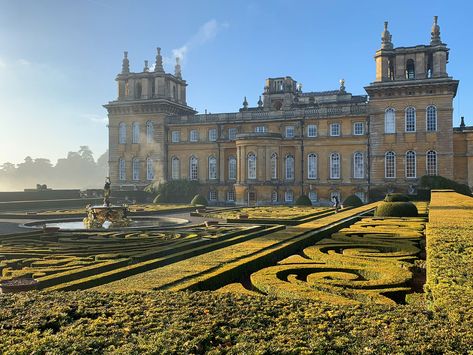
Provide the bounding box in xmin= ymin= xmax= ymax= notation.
xmin=83 ymin=177 xmax=131 ymax=229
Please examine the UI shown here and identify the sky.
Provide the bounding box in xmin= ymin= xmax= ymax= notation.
xmin=0 ymin=0 xmax=472 ymax=165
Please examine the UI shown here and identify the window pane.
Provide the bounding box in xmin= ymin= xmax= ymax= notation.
xmin=308 ymin=154 xmax=317 ymax=179
xmin=405 ymin=107 xmax=416 ymax=132
xmin=330 ymin=153 xmax=340 ymax=179
xmin=353 ymin=152 xmax=364 ymax=178
xmin=385 ymin=152 xmax=396 ymax=178
xmin=285 ymin=155 xmax=294 ymax=180
xmin=385 ymin=108 xmax=396 ymax=134
xmin=271 ymin=153 xmax=278 ymax=179
xmin=427 ymin=151 xmax=438 ymax=175
xmin=307 ymin=124 xmax=317 ymax=137
xmin=248 ymin=153 xmax=256 ymax=179
xmin=427 ymin=106 xmax=437 ymax=131
xmin=406 ymin=151 xmax=416 ymax=178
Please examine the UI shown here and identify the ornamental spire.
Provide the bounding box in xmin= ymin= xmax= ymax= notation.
xmin=143 ymin=60 xmax=149 ymax=72
xmin=121 ymin=51 xmax=130 ymax=74
xmin=430 ymin=16 xmax=441 ymax=45
xmin=174 ymin=57 xmax=182 ymax=79
xmin=381 ymin=21 xmax=393 ymax=50
xmin=154 ymin=47 xmax=164 ymax=73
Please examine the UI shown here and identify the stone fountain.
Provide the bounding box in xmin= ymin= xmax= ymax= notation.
xmin=82 ymin=177 xmax=131 ymax=229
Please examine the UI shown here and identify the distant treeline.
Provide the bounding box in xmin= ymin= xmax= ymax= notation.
xmin=0 ymin=146 xmax=108 ymax=191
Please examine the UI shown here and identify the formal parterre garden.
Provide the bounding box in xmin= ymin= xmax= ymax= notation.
xmin=0 ymin=195 xmax=473 ymax=353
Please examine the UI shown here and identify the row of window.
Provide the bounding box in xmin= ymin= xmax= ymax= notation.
xmin=170 ymin=122 xmax=364 ymax=143
xmin=206 ymin=190 xmax=365 ymax=204
xmin=384 ymin=150 xmax=438 ymax=178
xmin=118 ymin=157 xmax=154 ymax=181
xmin=170 ymin=152 xmax=365 ymax=181
xmin=119 ymin=121 xmax=154 ymax=144
xmin=384 ymin=105 xmax=437 ymax=134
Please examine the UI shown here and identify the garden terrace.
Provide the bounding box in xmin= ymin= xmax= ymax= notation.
xmin=426 ymin=190 xmax=473 ymax=322
xmin=96 ymin=203 xmax=378 ymax=292
xmin=0 ymin=224 xmax=273 ymax=291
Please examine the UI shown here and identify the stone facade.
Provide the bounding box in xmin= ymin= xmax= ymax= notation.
xmin=105 ymin=17 xmax=472 ymax=205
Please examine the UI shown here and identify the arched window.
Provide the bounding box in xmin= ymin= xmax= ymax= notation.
xmin=330 ymin=153 xmax=340 ymax=179
xmin=119 ymin=122 xmax=126 ymax=144
xmin=270 ymin=153 xmax=278 ymax=179
xmin=146 ymin=121 xmax=154 ymax=144
xmin=208 ymin=156 xmax=217 ymax=180
xmin=406 ymin=59 xmax=415 ymax=79
xmin=132 ymin=158 xmax=140 ymax=181
xmin=118 ymin=158 xmax=126 ymax=181
xmin=171 ymin=157 xmax=180 ymax=180
xmin=426 ymin=105 xmax=437 ymax=131
xmin=308 ymin=153 xmax=317 ymax=179
xmin=285 ymin=190 xmax=294 ymax=203
xmin=146 ymin=157 xmax=154 ymax=181
xmin=132 ymin=122 xmax=140 ymax=144
xmin=385 ymin=108 xmax=396 ymax=134
xmin=189 ymin=156 xmax=198 ymax=181
xmin=353 ymin=152 xmax=364 ymax=179
xmin=247 ymin=153 xmax=256 ymax=180
xmin=405 ymin=107 xmax=416 ymax=132
xmin=426 ymin=150 xmax=438 ymax=176
xmin=135 ymin=82 xmax=142 ymax=98
xmin=190 ymin=130 xmax=199 ymax=142
xmin=228 ymin=156 xmax=237 ymax=180
xmin=405 ymin=151 xmax=416 ymax=178
xmin=285 ymin=155 xmax=295 ymax=180
xmin=385 ymin=151 xmax=396 ymax=178
xmin=271 ymin=190 xmax=278 ymax=203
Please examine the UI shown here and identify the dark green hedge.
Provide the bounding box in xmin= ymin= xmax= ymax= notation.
xmin=0 ymin=291 xmax=471 ymax=353
xmin=295 ymin=195 xmax=312 ymax=206
xmin=342 ymin=194 xmax=363 ymax=207
xmin=375 ymin=202 xmax=418 ymax=217
xmin=384 ymin=193 xmax=410 ymax=202
xmin=191 ymin=194 xmax=208 ymax=206
xmin=146 ymin=180 xmax=201 ymax=203
xmin=420 ymin=175 xmax=471 ymax=196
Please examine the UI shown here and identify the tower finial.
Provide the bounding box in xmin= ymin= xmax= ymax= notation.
xmin=339 ymin=79 xmax=346 ymax=93
xmin=460 ymin=116 xmax=466 ymax=129
xmin=257 ymin=95 xmax=263 ymax=108
xmin=144 ymin=60 xmax=149 ymax=72
xmin=381 ymin=21 xmax=393 ymax=50
xmin=154 ymin=47 xmax=164 ymax=73
xmin=242 ymin=96 xmax=248 ymax=110
xmin=174 ymin=57 xmax=182 ymax=79
xmin=122 ymin=51 xmax=130 ymax=74
xmin=431 ymin=15 xmax=441 ymax=45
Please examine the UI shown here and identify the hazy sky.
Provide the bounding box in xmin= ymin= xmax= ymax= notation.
xmin=1 ymin=0 xmax=472 ymax=165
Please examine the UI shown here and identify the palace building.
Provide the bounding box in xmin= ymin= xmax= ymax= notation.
xmin=105 ymin=17 xmax=473 ymax=205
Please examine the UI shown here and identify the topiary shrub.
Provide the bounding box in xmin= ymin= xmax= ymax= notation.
xmin=295 ymin=195 xmax=312 ymax=206
xmin=153 ymin=194 xmax=164 ymax=204
xmin=375 ymin=202 xmax=418 ymax=217
xmin=342 ymin=194 xmax=363 ymax=207
xmin=384 ymin=193 xmax=410 ymax=202
xmin=191 ymin=194 xmax=208 ymax=206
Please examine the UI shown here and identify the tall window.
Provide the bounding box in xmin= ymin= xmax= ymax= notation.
xmin=208 ymin=128 xmax=217 ymax=142
xmin=270 ymin=153 xmax=278 ymax=179
xmin=330 ymin=123 xmax=340 ymax=136
xmin=405 ymin=107 xmax=416 ymax=132
xmin=426 ymin=150 xmax=438 ymax=176
xmin=247 ymin=153 xmax=256 ymax=179
xmin=208 ymin=156 xmax=217 ymax=180
xmin=385 ymin=151 xmax=396 ymax=178
xmin=227 ymin=190 xmax=235 ymax=202
xmin=405 ymin=151 xmax=416 ymax=178
xmin=271 ymin=191 xmax=278 ymax=203
xmin=118 ymin=158 xmax=126 ymax=181
xmin=146 ymin=157 xmax=154 ymax=180
xmin=171 ymin=157 xmax=180 ymax=180
xmin=285 ymin=190 xmax=294 ymax=203
xmin=228 ymin=156 xmax=237 ymax=180
xmin=406 ymin=59 xmax=415 ymax=79
xmin=132 ymin=122 xmax=140 ymax=143
xmin=171 ymin=131 xmax=180 ymax=143
xmin=119 ymin=122 xmax=126 ymax=144
xmin=426 ymin=105 xmax=437 ymax=131
xmin=189 ymin=156 xmax=198 ymax=181
xmin=330 ymin=153 xmax=340 ymax=179
xmin=132 ymin=158 xmax=140 ymax=181
xmin=228 ymin=127 xmax=237 ymax=140
xmin=353 ymin=122 xmax=364 ymax=135
xmin=285 ymin=155 xmax=295 ymax=180
xmin=285 ymin=126 xmax=295 ymax=138
xmin=353 ymin=152 xmax=364 ymax=179
xmin=209 ymin=190 xmax=217 ymax=201
xmin=255 ymin=126 xmax=267 ymax=133
xmin=308 ymin=153 xmax=317 ymax=179
xmin=190 ymin=130 xmax=199 ymax=142
xmin=385 ymin=108 xmax=396 ymax=133
xmin=309 ymin=190 xmax=317 ymax=204
xmin=146 ymin=121 xmax=154 ymax=143
xmin=307 ymin=124 xmax=317 ymax=137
